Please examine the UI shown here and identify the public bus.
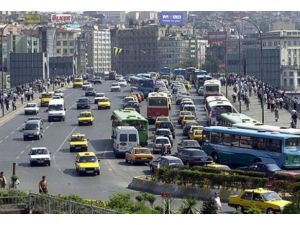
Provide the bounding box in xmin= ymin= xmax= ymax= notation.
xmin=147 ymin=92 xmax=170 ymax=124
xmin=218 ymin=113 xmax=260 ymax=127
xmin=111 ymin=109 xmax=149 ymax=146
xmin=203 ymin=79 xmax=221 ymax=98
xmin=186 ymin=67 xmax=196 ymax=82
xmin=202 ymin=126 xmax=300 ymax=169
xmin=130 ymin=76 xmax=155 ymax=98
xmin=205 ymin=96 xmax=237 ymax=126
xmin=192 ymin=69 xmax=207 ymax=84
xmin=233 ymin=123 xmax=300 ymax=135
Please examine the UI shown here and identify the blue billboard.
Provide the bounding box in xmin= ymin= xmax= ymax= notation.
xmin=159 ymin=12 xmax=185 ymax=26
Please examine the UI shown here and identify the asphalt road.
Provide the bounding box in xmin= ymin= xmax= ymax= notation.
xmin=0 ymin=80 xmax=234 ymax=212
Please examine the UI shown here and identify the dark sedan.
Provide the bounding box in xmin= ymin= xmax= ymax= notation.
xmin=177 ymin=140 xmax=201 ymax=152
xmin=182 ymin=121 xmax=199 ymax=136
xmin=149 ymin=156 xmax=184 ymax=173
xmin=237 ymin=162 xmax=282 ymax=176
xmin=157 ymin=121 xmax=175 ymax=138
xmin=85 ymin=87 xmax=96 ymax=97
xmin=175 ymin=148 xmax=213 ymax=166
xmin=77 ymin=98 xmax=90 ymax=109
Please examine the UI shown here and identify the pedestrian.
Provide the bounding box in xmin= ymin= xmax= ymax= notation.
xmin=0 ymin=171 xmax=7 ymax=188
xmin=5 ymin=98 xmax=9 ymax=111
xmin=292 ymin=112 xmax=298 ymax=127
xmin=39 ymin=176 xmax=48 ymax=194
xmin=12 ymin=100 xmax=16 ymax=111
xmin=274 ymin=106 xmax=279 ymax=122
xmin=20 ymin=93 xmax=24 ymax=104
xmin=214 ymin=193 xmax=222 ymax=212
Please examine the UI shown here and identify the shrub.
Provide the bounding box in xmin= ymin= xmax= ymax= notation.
xmin=201 ymin=198 xmax=217 ymax=214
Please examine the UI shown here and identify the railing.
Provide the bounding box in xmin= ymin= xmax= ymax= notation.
xmin=0 ymin=193 xmax=120 ymax=214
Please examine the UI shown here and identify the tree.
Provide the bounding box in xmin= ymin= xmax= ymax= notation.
xmin=282 ymin=192 xmax=300 ymax=214
xmin=246 ymin=206 xmax=263 ymax=214
xmin=201 ymin=198 xmax=218 ymax=214
xmin=179 ymin=198 xmax=199 ymax=214
xmin=135 ymin=193 xmax=156 ymax=208
xmin=202 ymin=55 xmax=220 ymax=73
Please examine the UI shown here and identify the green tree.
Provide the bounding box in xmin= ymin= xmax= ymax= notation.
xmin=135 ymin=193 xmax=156 ymax=208
xmin=201 ymin=198 xmax=218 ymax=214
xmin=282 ymin=192 xmax=300 ymax=214
xmin=202 ymin=55 xmax=220 ymax=73
xmin=179 ymin=198 xmax=199 ymax=214
xmin=245 ymin=206 xmax=263 ymax=214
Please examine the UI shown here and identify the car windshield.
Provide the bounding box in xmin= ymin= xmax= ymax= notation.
xmin=169 ymin=159 xmax=183 ymax=165
xmin=26 ymin=103 xmax=36 ymax=107
xmin=86 ymin=88 xmax=94 ymax=91
xmin=48 ymin=104 xmax=63 ymax=111
xmin=156 ymin=139 xmax=169 ymax=144
xmin=99 ymin=99 xmax=108 ymax=102
xmin=180 ymin=111 xmax=192 ymax=116
xmin=157 ymin=130 xmax=170 ymax=136
xmin=96 ymin=94 xmax=105 ymax=97
xmin=188 ymin=150 xmax=206 ymax=157
xmin=80 ymin=113 xmax=91 ymax=117
xmin=262 ymin=192 xmax=282 ymax=201
xmin=112 ymin=83 xmax=119 ymax=86
xmin=285 ymin=138 xmax=300 ymax=147
xmin=71 ymin=136 xmax=85 ymax=141
xmin=78 ymin=99 xmax=88 ymax=103
xmin=266 ymin=164 xmax=281 ymax=171
xmin=135 ymin=149 xmax=151 ymax=154
xmin=184 ymin=116 xmax=195 ymax=120
xmin=75 ymin=78 xmax=83 ymax=82
xmin=31 ymin=149 xmax=48 ymax=155
xmin=157 ymin=117 xmax=169 ymax=122
xmin=79 ymin=156 xmax=97 ymax=163
xmin=183 ymin=141 xmax=200 ymax=148
xmin=41 ymin=94 xmax=52 ymax=98
xmin=25 ymin=123 xmax=38 ymax=130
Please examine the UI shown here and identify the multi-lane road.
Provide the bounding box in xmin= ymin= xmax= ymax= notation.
xmin=0 ymin=80 xmax=207 ymax=200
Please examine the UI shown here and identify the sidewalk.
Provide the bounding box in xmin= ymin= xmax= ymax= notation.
xmin=222 ymin=85 xmax=292 ymax=127
xmin=0 ymin=83 xmax=72 ymax=127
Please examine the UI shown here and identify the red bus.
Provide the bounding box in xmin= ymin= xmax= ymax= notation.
xmin=147 ymin=92 xmax=169 ymax=124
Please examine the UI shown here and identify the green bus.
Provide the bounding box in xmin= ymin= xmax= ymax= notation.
xmin=111 ymin=109 xmax=148 ymax=146
xmin=218 ymin=113 xmax=260 ymax=127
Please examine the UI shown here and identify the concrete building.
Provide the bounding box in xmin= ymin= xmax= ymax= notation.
xmin=188 ymin=38 xmax=207 ymax=68
xmin=55 ymin=28 xmax=81 ymax=57
xmin=85 ymin=28 xmax=111 ymax=74
xmin=270 ymin=21 xmax=295 ymax=31
xmin=111 ymin=25 xmax=158 ymax=74
xmin=76 ymin=33 xmax=87 ymax=76
xmin=49 ymin=56 xmax=76 ymax=78
xmin=100 ymin=11 xmax=126 ymax=25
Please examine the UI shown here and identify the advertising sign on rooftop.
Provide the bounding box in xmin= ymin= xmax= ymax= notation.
xmin=24 ymin=14 xmax=41 ymax=24
xmin=207 ymin=31 xmax=227 ymax=45
xmin=51 ymin=14 xmax=72 ymax=24
xmin=159 ymin=12 xmax=185 ymax=26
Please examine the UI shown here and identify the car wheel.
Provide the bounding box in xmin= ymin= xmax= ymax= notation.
xmin=266 ymin=208 xmax=275 ymax=214
xmin=78 ymin=122 xmax=81 ymax=126
xmin=30 ymin=162 xmax=33 ymax=167
xmin=90 ymin=121 xmax=93 ymax=125
xmin=48 ymin=162 xmax=51 ymax=166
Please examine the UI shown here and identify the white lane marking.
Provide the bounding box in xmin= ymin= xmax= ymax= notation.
xmin=10 ymin=131 xmax=15 ymax=135
xmin=20 ymin=150 xmax=24 ymax=155
xmin=0 ymin=140 xmax=3 ymax=144
xmin=25 ymin=144 xmax=30 ymax=149
xmin=4 ymin=136 xmax=9 ymax=139
xmin=16 ymin=156 xmax=20 ymax=159
xmin=45 ymin=126 xmax=49 ymax=130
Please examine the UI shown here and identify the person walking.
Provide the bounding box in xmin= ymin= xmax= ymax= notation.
xmin=12 ymin=100 xmax=16 ymax=111
xmin=214 ymin=193 xmax=223 ymax=212
xmin=0 ymin=171 xmax=7 ymax=188
xmin=20 ymin=93 xmax=24 ymax=105
xmin=292 ymin=111 xmax=298 ymax=128
xmin=39 ymin=176 xmax=48 ymax=194
xmin=274 ymin=106 xmax=279 ymax=122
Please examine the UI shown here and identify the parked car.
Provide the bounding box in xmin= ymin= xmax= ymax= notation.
xmin=123 ymin=96 xmax=136 ymax=107
xmin=175 ymin=149 xmax=213 ymax=166
xmin=197 ymin=87 xmax=204 ymax=96
xmin=125 ymin=147 xmax=153 ymax=165
xmin=155 ymin=116 xmax=170 ymax=129
xmin=69 ymin=133 xmax=88 ymax=152
xmin=228 ymin=188 xmax=291 ymax=214
xmin=111 ymin=82 xmax=121 ymax=92
xmin=152 ymin=136 xmax=171 ymax=154
xmin=178 ymin=110 xmax=193 ymax=125
xmin=24 ymin=103 xmax=39 ymax=115
xmin=97 ymin=97 xmax=111 ymax=110
xmin=123 ymin=101 xmax=140 ymax=113
xmin=93 ymin=77 xmax=102 ymax=84
xmin=77 ymin=98 xmax=90 ymax=109
xmin=204 ymin=163 xmax=231 ymax=171
xmin=177 ymin=140 xmax=201 ymax=152
xmin=29 ymin=147 xmax=51 ymax=166
xmin=149 ymin=156 xmax=184 ymax=172
xmin=237 ymin=163 xmax=282 ymax=176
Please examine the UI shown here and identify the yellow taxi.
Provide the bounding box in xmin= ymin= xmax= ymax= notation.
xmin=125 ymin=146 xmax=154 ymax=165
xmin=69 ymin=133 xmax=88 ymax=152
xmin=40 ymin=92 xmax=54 ymax=107
xmin=178 ymin=110 xmax=192 ymax=124
xmin=97 ymin=97 xmax=111 ymax=110
xmin=188 ymin=125 xmax=204 ymax=138
xmin=228 ymin=188 xmax=291 ymax=214
xmin=189 ymin=129 xmax=206 ymax=142
xmin=155 ymin=116 xmax=170 ymax=129
xmin=78 ymin=111 xmax=94 ymax=126
xmin=181 ymin=115 xmax=197 ymax=128
xmin=75 ymin=152 xmax=100 ymax=176
xmin=73 ymin=77 xmax=84 ymax=88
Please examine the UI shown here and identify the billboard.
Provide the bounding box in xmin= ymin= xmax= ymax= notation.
xmin=159 ymin=12 xmax=185 ymax=26
xmin=207 ymin=31 xmax=227 ymax=45
xmin=24 ymin=14 xmax=41 ymax=24
xmin=51 ymin=14 xmax=72 ymax=24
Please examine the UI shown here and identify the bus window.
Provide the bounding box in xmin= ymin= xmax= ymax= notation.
xmin=240 ymin=136 xmax=252 ymax=148
xmin=211 ymin=132 xmax=221 ymax=144
xmin=231 ymin=135 xmax=240 ymax=147
xmin=270 ymin=140 xmax=282 ymax=153
xmin=286 ymin=138 xmax=300 ymax=147
xmin=222 ymin=134 xmax=232 ymax=146
xmin=120 ymin=134 xmax=127 ymax=142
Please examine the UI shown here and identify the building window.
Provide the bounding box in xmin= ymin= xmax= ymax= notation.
xmin=284 ymin=78 xmax=287 ymax=86
xmin=297 ymin=79 xmax=300 ymax=86
xmin=290 ymin=72 xmax=294 ymax=77
xmin=69 ymin=41 xmax=74 ymax=46
xmin=290 ymin=78 xmax=294 ymax=86
xmin=33 ymin=41 xmax=38 ymax=46
xmin=57 ymin=49 xmax=61 ymax=54
xmin=56 ymin=41 xmax=61 ymax=46
xmin=63 ymin=41 xmax=68 ymax=46
xmin=63 ymin=49 xmax=68 ymax=54
xmin=70 ymin=49 xmax=74 ymax=54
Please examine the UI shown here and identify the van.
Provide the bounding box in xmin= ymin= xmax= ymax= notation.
xmin=23 ymin=120 xmax=43 ymax=141
xmin=48 ymin=98 xmax=66 ymax=122
xmin=112 ymin=126 xmax=139 ymax=157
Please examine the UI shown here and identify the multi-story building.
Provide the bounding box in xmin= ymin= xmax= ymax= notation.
xmin=100 ymin=11 xmax=126 ymax=25
xmin=188 ymin=38 xmax=207 ymax=68
xmin=55 ymin=28 xmax=81 ymax=57
xmin=85 ymin=27 xmax=111 ymax=74
xmin=111 ymin=25 xmax=158 ymax=74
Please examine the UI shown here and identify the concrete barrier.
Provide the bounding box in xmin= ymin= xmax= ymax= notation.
xmin=128 ymin=176 xmax=241 ymax=202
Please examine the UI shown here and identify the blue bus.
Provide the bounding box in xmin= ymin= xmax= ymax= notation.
xmin=195 ymin=74 xmax=212 ymax=90
xmin=173 ymin=68 xmax=187 ymax=80
xmin=192 ymin=69 xmax=208 ymax=85
xmin=130 ymin=76 xmax=154 ymax=98
xmin=202 ymin=126 xmax=300 ymax=169
xmin=159 ymin=67 xmax=173 ymax=82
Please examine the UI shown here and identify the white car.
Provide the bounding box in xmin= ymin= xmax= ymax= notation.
xmin=82 ymin=82 xmax=92 ymax=90
xmin=24 ymin=103 xmax=39 ymax=115
xmin=29 ymin=147 xmax=51 ymax=166
xmin=111 ymin=82 xmax=121 ymax=92
xmin=94 ymin=92 xmax=106 ymax=104
xmin=115 ymin=75 xmax=123 ymax=81
xmin=54 ymin=90 xmax=64 ymax=98
xmin=118 ymin=79 xmax=127 ymax=87
xmin=153 ymin=136 xmax=172 ymax=154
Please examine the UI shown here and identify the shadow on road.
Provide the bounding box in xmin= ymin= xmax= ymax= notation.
xmin=90 ymin=139 xmax=113 ymax=152
xmin=17 ymin=162 xmax=31 ymax=167
xmin=12 ymin=137 xmax=24 ymax=141
xmin=59 ymin=148 xmax=71 ymax=153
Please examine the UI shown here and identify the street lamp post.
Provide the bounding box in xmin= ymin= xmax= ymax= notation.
xmin=239 ymin=17 xmax=264 ymax=123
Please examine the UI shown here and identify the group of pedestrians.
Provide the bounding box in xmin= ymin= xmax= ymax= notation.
xmin=224 ymin=73 xmax=300 ymax=127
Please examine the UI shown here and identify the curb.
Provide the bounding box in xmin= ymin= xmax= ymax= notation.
xmin=128 ymin=176 xmax=240 ymax=203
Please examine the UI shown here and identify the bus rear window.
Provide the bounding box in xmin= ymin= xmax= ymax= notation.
xmin=129 ymin=134 xmax=137 ymax=142
xmin=149 ymin=98 xmax=168 ymax=106
xmin=120 ymin=134 xmax=127 ymax=142
xmin=205 ymin=86 xmax=219 ymax=92
xmin=286 ymin=138 xmax=300 ymax=147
